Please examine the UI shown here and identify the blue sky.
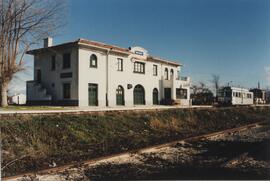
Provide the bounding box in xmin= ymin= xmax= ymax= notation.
xmin=10 ymin=0 xmax=270 ymax=94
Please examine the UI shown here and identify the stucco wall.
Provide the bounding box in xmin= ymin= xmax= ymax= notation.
xmin=78 ymin=48 xmax=107 ymax=107
xmin=78 ymin=46 xmax=188 ymax=107
xmin=34 ymin=47 xmax=79 ymax=103
xmin=31 ymin=44 xmax=190 ymax=107
xmin=107 ymin=53 xmax=163 ymax=107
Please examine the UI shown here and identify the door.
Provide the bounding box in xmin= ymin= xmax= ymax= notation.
xmin=116 ymin=86 xmax=124 ymax=105
xmin=36 ymin=69 xmax=41 ymax=83
xmin=88 ymin=84 xmax=98 ymax=106
xmin=153 ymin=88 xmax=159 ymax=105
xmin=164 ymin=88 xmax=171 ymax=100
xmin=134 ymin=85 xmax=145 ymax=105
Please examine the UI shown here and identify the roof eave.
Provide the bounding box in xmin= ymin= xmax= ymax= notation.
xmin=26 ymin=41 xmax=79 ymax=55
xmin=148 ymin=56 xmax=182 ymax=67
xmin=78 ymin=42 xmax=131 ymax=55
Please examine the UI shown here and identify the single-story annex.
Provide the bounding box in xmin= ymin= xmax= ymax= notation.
xmin=26 ymin=38 xmax=191 ymax=107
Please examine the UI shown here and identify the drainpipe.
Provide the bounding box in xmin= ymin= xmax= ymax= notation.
xmin=106 ymin=48 xmax=112 ymax=107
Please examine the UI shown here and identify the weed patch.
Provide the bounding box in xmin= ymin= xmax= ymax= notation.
xmin=1 ymin=107 xmax=270 ymax=176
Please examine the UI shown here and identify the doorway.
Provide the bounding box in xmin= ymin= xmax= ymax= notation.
xmin=164 ymin=88 xmax=172 ymax=100
xmin=88 ymin=83 xmax=98 ymax=106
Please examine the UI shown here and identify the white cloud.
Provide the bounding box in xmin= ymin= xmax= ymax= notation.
xmin=265 ymin=66 xmax=270 ymax=85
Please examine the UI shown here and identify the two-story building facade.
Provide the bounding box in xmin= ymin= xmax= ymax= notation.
xmin=26 ymin=38 xmax=191 ymax=107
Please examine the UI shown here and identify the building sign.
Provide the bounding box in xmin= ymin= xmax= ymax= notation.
xmin=135 ymin=50 xmax=144 ymax=56
xmin=60 ymin=72 xmax=73 ymax=78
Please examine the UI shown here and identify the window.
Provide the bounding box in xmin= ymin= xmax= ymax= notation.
xmin=164 ymin=68 xmax=169 ymax=80
xmin=134 ymin=61 xmax=145 ymax=74
xmin=176 ymin=70 xmax=180 ymax=80
xmin=117 ymin=58 xmax=123 ymax=71
xmin=90 ymin=54 xmax=97 ymax=68
xmin=153 ymin=88 xmax=159 ymax=105
xmin=153 ymin=65 xmax=158 ymax=76
xmin=36 ymin=69 xmax=41 ymax=83
xmin=63 ymin=83 xmax=71 ymax=99
xmin=63 ymin=53 xmax=71 ymax=69
xmin=51 ymin=55 xmax=56 ymax=71
xmin=170 ymin=69 xmax=174 ymax=78
xmin=176 ymin=88 xmax=187 ymax=99
xmin=225 ymin=90 xmax=232 ymax=97
xmin=116 ymin=85 xmax=124 ymax=105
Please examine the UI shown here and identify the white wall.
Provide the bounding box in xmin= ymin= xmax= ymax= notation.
xmin=78 ymin=48 xmax=107 ymax=107
xmin=34 ymin=47 xmax=79 ymax=102
xmin=77 ymin=46 xmax=190 ymax=107
xmin=107 ymin=53 xmax=163 ymax=107
xmin=32 ymin=44 xmax=191 ymax=107
xmin=11 ymin=94 xmax=26 ymax=105
xmin=231 ymin=88 xmax=253 ymax=105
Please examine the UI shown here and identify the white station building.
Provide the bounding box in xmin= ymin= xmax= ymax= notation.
xmin=26 ymin=38 xmax=191 ymax=107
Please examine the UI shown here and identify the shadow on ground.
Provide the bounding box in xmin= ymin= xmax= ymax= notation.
xmin=85 ymin=139 xmax=270 ymax=180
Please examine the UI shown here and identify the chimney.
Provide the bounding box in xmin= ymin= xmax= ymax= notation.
xmin=44 ymin=37 xmax=53 ymax=48
xmin=258 ymin=81 xmax=260 ymax=89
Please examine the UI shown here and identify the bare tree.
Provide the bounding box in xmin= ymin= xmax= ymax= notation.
xmin=198 ymin=81 xmax=208 ymax=93
xmin=192 ymin=81 xmax=211 ymax=93
xmin=191 ymin=84 xmax=198 ymax=95
xmin=210 ymin=74 xmax=220 ymax=99
xmin=0 ymin=0 xmax=66 ymax=107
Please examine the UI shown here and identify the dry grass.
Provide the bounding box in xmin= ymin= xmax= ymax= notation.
xmin=1 ymin=107 xmax=270 ymax=177
xmin=150 ymin=117 xmax=186 ymax=132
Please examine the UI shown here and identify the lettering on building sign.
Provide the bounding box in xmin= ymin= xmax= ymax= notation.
xmin=135 ymin=51 xmax=144 ymax=56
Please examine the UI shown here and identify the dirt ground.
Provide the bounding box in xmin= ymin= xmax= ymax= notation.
xmin=83 ymin=122 xmax=270 ymax=180
xmin=11 ymin=121 xmax=270 ymax=181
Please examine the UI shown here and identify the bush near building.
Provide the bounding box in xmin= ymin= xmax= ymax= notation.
xmin=191 ymin=92 xmax=214 ymax=105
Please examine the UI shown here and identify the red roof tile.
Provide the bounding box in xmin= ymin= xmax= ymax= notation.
xmin=27 ymin=38 xmax=181 ymax=66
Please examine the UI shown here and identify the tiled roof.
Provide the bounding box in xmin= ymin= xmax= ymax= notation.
xmin=78 ymin=39 xmax=130 ymax=53
xmin=27 ymin=38 xmax=181 ymax=66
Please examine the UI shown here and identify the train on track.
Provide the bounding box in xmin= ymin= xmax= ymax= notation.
xmin=217 ymin=86 xmax=254 ymax=106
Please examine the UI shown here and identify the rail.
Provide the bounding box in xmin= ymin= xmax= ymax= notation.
xmin=3 ymin=120 xmax=268 ymax=181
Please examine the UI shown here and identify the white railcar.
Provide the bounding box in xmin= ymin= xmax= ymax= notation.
xmin=217 ymin=86 xmax=253 ymax=106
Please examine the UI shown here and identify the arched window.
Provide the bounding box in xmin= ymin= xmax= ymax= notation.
xmin=165 ymin=68 xmax=169 ymax=80
xmin=134 ymin=84 xmax=145 ymax=105
xmin=90 ymin=54 xmax=97 ymax=68
xmin=116 ymin=85 xmax=125 ymax=105
xmin=153 ymin=88 xmax=159 ymax=105
xmin=170 ymin=69 xmax=174 ymax=79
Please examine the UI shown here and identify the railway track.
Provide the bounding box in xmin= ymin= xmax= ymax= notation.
xmin=3 ymin=120 xmax=268 ymax=181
